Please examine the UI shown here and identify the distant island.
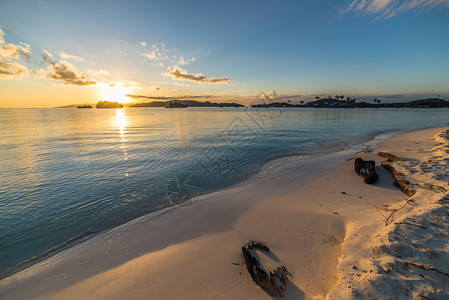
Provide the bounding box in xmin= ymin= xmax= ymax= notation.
xmin=54 ymin=104 xmax=95 ymax=108
xmin=77 ymin=105 xmax=93 ymax=109
xmin=166 ymin=101 xmax=188 ymax=108
xmin=96 ymin=101 xmax=123 ymax=109
xmin=251 ymin=97 xmax=449 ymax=108
xmin=130 ymin=100 xmax=244 ymax=108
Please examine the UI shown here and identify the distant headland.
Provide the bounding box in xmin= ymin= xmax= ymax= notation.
xmin=251 ymin=97 xmax=449 ymax=108
xmin=54 ymin=97 xmax=449 ymax=109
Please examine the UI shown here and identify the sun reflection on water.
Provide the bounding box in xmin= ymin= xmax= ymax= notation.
xmin=116 ymin=109 xmax=127 ymax=134
xmin=115 ymin=109 xmax=128 ymax=161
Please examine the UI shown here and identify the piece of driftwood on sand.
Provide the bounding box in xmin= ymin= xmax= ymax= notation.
xmin=354 ymin=157 xmax=379 ymax=184
xmin=379 ymin=152 xmax=415 ymax=197
xmin=377 ymin=151 xmax=401 ymax=162
xmin=242 ymin=241 xmax=289 ymax=297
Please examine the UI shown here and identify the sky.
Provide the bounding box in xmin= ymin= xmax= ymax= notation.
xmin=0 ymin=0 xmax=448 ymax=108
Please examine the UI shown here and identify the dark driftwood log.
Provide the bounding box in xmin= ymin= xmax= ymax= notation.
xmin=377 ymin=152 xmax=401 ymax=162
xmin=354 ymin=158 xmax=379 ymax=184
xmin=242 ymin=241 xmax=289 ymax=297
xmin=381 ymin=160 xmax=415 ymax=196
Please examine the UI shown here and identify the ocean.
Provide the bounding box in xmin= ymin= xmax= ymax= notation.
xmin=0 ymin=107 xmax=448 ymax=278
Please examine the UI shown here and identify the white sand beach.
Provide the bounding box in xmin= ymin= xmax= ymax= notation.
xmin=1 ymin=127 xmax=448 ymax=299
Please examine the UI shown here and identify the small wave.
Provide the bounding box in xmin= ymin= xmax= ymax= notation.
xmin=0 ymin=229 xmax=100 ymax=280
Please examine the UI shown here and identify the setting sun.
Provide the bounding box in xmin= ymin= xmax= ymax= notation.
xmin=100 ymin=81 xmax=134 ymax=103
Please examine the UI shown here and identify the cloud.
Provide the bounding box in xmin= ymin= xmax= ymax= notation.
xmin=0 ymin=61 xmax=29 ymax=77
xmin=141 ymin=42 xmax=197 ymax=71
xmin=126 ymin=94 xmax=172 ymax=100
xmin=126 ymin=94 xmax=214 ymax=101
xmin=141 ymin=41 xmax=146 ymax=47
xmin=41 ymin=50 xmax=55 ymax=64
xmin=121 ymin=81 xmax=137 ymax=87
xmin=88 ymin=69 xmax=110 ymax=76
xmin=104 ymin=81 xmax=137 ymax=89
xmin=32 ymin=68 xmax=48 ymax=79
xmin=39 ymin=50 xmax=96 ymax=86
xmin=168 ymin=67 xmax=230 ymax=85
xmin=177 ymin=56 xmax=196 ymax=66
xmin=0 ymin=29 xmax=31 ymax=59
xmin=0 ymin=28 xmax=31 ymax=78
xmin=59 ymin=51 xmax=84 ymax=62
xmin=259 ymin=90 xmax=278 ymax=100
xmin=141 ymin=43 xmax=168 ymax=61
xmin=342 ymin=0 xmax=449 ymax=19
xmin=48 ymin=62 xmax=96 ymax=86
xmin=143 ymin=53 xmax=156 ymax=59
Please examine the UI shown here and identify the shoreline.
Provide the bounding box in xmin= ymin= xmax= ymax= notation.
xmin=0 ymin=125 xmax=391 ymax=281
xmin=1 ymin=126 xmax=448 ymax=299
xmin=0 ymin=143 xmax=355 ymax=298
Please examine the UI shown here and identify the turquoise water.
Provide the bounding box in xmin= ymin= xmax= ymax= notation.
xmin=0 ymin=107 xmax=448 ymax=278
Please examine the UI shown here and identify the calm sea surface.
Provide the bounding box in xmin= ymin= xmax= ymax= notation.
xmin=0 ymin=107 xmax=448 ymax=278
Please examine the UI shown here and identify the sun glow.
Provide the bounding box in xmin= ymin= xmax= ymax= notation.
xmin=100 ymin=81 xmax=134 ymax=103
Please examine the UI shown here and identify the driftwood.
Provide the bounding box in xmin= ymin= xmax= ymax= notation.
xmin=381 ymin=160 xmax=415 ymax=196
xmin=377 ymin=152 xmax=401 ymax=162
xmin=354 ymin=158 xmax=379 ymax=184
xmin=384 ymin=197 xmax=414 ymax=226
xmin=242 ymin=241 xmax=289 ymax=297
xmin=395 ymin=221 xmax=426 ymax=230
xmin=404 ymin=261 xmax=449 ymax=277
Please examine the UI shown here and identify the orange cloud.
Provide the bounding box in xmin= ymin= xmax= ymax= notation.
xmin=59 ymin=51 xmax=84 ymax=62
xmin=259 ymin=90 xmax=278 ymax=100
xmin=39 ymin=50 xmax=96 ymax=86
xmin=49 ymin=62 xmax=96 ymax=86
xmin=0 ymin=61 xmax=29 ymax=77
xmin=0 ymin=28 xmax=31 ymax=78
xmin=168 ymin=67 xmax=229 ymax=85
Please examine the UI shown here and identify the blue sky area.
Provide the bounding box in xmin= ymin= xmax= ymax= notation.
xmin=0 ymin=0 xmax=448 ymax=107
